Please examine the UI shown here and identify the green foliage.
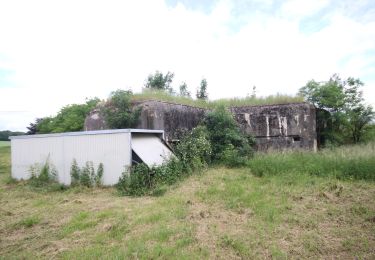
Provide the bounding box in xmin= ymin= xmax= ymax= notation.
xmin=116 ymin=126 xmax=211 ymax=196
xmin=28 ymin=156 xmax=58 ymax=187
xmin=70 ymin=159 xmax=80 ymax=185
xmin=248 ymin=142 xmax=375 ymax=181
xmin=204 ymin=105 xmax=254 ymax=166
xmin=173 ymin=126 xmax=212 ymax=173
xmin=102 ymin=89 xmax=141 ymax=129
xmin=299 ymin=74 xmax=374 ymax=145
xmin=0 ymin=130 xmax=25 ymax=141
xmin=27 ymin=157 xmax=66 ymax=191
xmin=362 ymin=124 xmax=375 ymax=143
xmin=179 ymin=82 xmax=191 ymax=97
xmin=70 ymin=159 xmax=104 ymax=187
xmin=145 ymin=71 xmax=174 ymax=93
xmin=28 ymin=98 xmax=100 ymax=134
xmin=196 ymin=78 xmax=208 ymax=100
xmin=116 ymin=164 xmax=151 ymax=196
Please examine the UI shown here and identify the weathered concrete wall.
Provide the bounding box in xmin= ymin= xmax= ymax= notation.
xmin=84 ymin=100 xmax=207 ymax=142
xmin=84 ymin=109 xmax=107 ymax=131
xmin=230 ymin=103 xmax=317 ymax=151
xmin=84 ymin=100 xmax=317 ymax=151
xmin=133 ymin=100 xmax=207 ymax=142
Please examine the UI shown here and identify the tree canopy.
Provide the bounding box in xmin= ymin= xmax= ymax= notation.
xmin=196 ymin=78 xmax=208 ymax=100
xmin=299 ymin=74 xmax=374 ymax=144
xmin=179 ymin=82 xmax=191 ymax=97
xmin=145 ymin=71 xmax=174 ymax=93
xmin=27 ymin=98 xmax=100 ymax=134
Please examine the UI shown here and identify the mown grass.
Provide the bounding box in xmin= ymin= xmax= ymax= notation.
xmin=133 ymin=89 xmax=304 ymax=109
xmin=0 ymin=145 xmax=374 ymax=259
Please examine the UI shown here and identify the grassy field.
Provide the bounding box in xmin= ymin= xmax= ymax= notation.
xmin=0 ymin=145 xmax=374 ymax=259
xmin=0 ymin=141 xmax=10 ymax=147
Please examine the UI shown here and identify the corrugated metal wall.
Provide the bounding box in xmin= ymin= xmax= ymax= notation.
xmin=11 ymin=132 xmax=131 ymax=185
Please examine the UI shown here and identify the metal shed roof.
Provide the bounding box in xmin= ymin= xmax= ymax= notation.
xmin=9 ymin=129 xmax=165 ymax=139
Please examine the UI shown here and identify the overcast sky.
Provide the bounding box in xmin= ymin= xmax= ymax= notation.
xmin=1 ymin=0 xmax=374 ymax=131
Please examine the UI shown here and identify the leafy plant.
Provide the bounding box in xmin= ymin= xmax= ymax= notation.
xmin=204 ymin=105 xmax=254 ymax=165
xmin=28 ymin=156 xmax=58 ymax=187
xmin=117 ymin=164 xmax=151 ymax=196
xmin=70 ymin=160 xmax=104 ymax=187
xmin=102 ymin=89 xmax=142 ymax=129
xmin=173 ymin=126 xmax=212 ymax=173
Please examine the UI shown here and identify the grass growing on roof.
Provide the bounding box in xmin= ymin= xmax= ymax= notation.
xmin=132 ymin=89 xmax=304 ymax=109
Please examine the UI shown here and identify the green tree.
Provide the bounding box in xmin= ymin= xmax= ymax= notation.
xmin=27 ymin=98 xmax=100 ymax=134
xmin=36 ymin=117 xmax=54 ymax=134
xmin=26 ymin=118 xmax=44 ymax=135
xmin=179 ymin=82 xmax=191 ymax=97
xmin=102 ymin=89 xmax=141 ymax=129
xmin=299 ymin=74 xmax=374 ymax=144
xmin=196 ymin=78 xmax=208 ymax=100
xmin=0 ymin=130 xmax=25 ymax=140
xmin=145 ymin=71 xmax=174 ymax=93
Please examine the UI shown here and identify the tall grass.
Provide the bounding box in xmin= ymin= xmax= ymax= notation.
xmin=132 ymin=89 xmax=304 ymax=109
xmin=247 ymin=142 xmax=375 ymax=181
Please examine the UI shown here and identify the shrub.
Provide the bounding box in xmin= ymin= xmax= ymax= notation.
xmin=70 ymin=159 xmax=104 ymax=187
xmin=204 ymin=105 xmax=254 ymax=165
xmin=173 ymin=126 xmax=212 ymax=174
xmin=117 ymin=164 xmax=151 ymax=196
xmin=102 ymin=89 xmax=142 ymax=129
xmin=219 ymin=145 xmax=248 ymax=168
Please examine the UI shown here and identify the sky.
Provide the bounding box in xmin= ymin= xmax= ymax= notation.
xmin=0 ymin=0 xmax=374 ymax=131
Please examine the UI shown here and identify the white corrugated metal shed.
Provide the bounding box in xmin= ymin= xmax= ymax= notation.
xmin=10 ymin=129 xmax=173 ymax=186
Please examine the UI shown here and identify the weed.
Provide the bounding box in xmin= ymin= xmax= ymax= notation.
xmin=70 ymin=159 xmax=104 ymax=187
xmin=28 ymin=156 xmax=57 ymax=186
xmin=16 ymin=216 xmax=41 ymax=228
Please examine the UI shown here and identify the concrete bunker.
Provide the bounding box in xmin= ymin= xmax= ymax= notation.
xmin=85 ymin=100 xmax=318 ymax=151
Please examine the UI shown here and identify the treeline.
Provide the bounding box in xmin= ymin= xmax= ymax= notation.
xmin=26 ymin=71 xmax=374 ymax=146
xmin=0 ymin=130 xmax=25 ymax=141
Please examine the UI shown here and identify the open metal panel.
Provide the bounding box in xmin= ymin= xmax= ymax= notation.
xmin=131 ymin=133 xmax=174 ymax=167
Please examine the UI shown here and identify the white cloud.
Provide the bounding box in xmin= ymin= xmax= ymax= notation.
xmin=0 ymin=0 xmax=374 ymax=131
xmin=281 ymin=0 xmax=330 ymax=18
